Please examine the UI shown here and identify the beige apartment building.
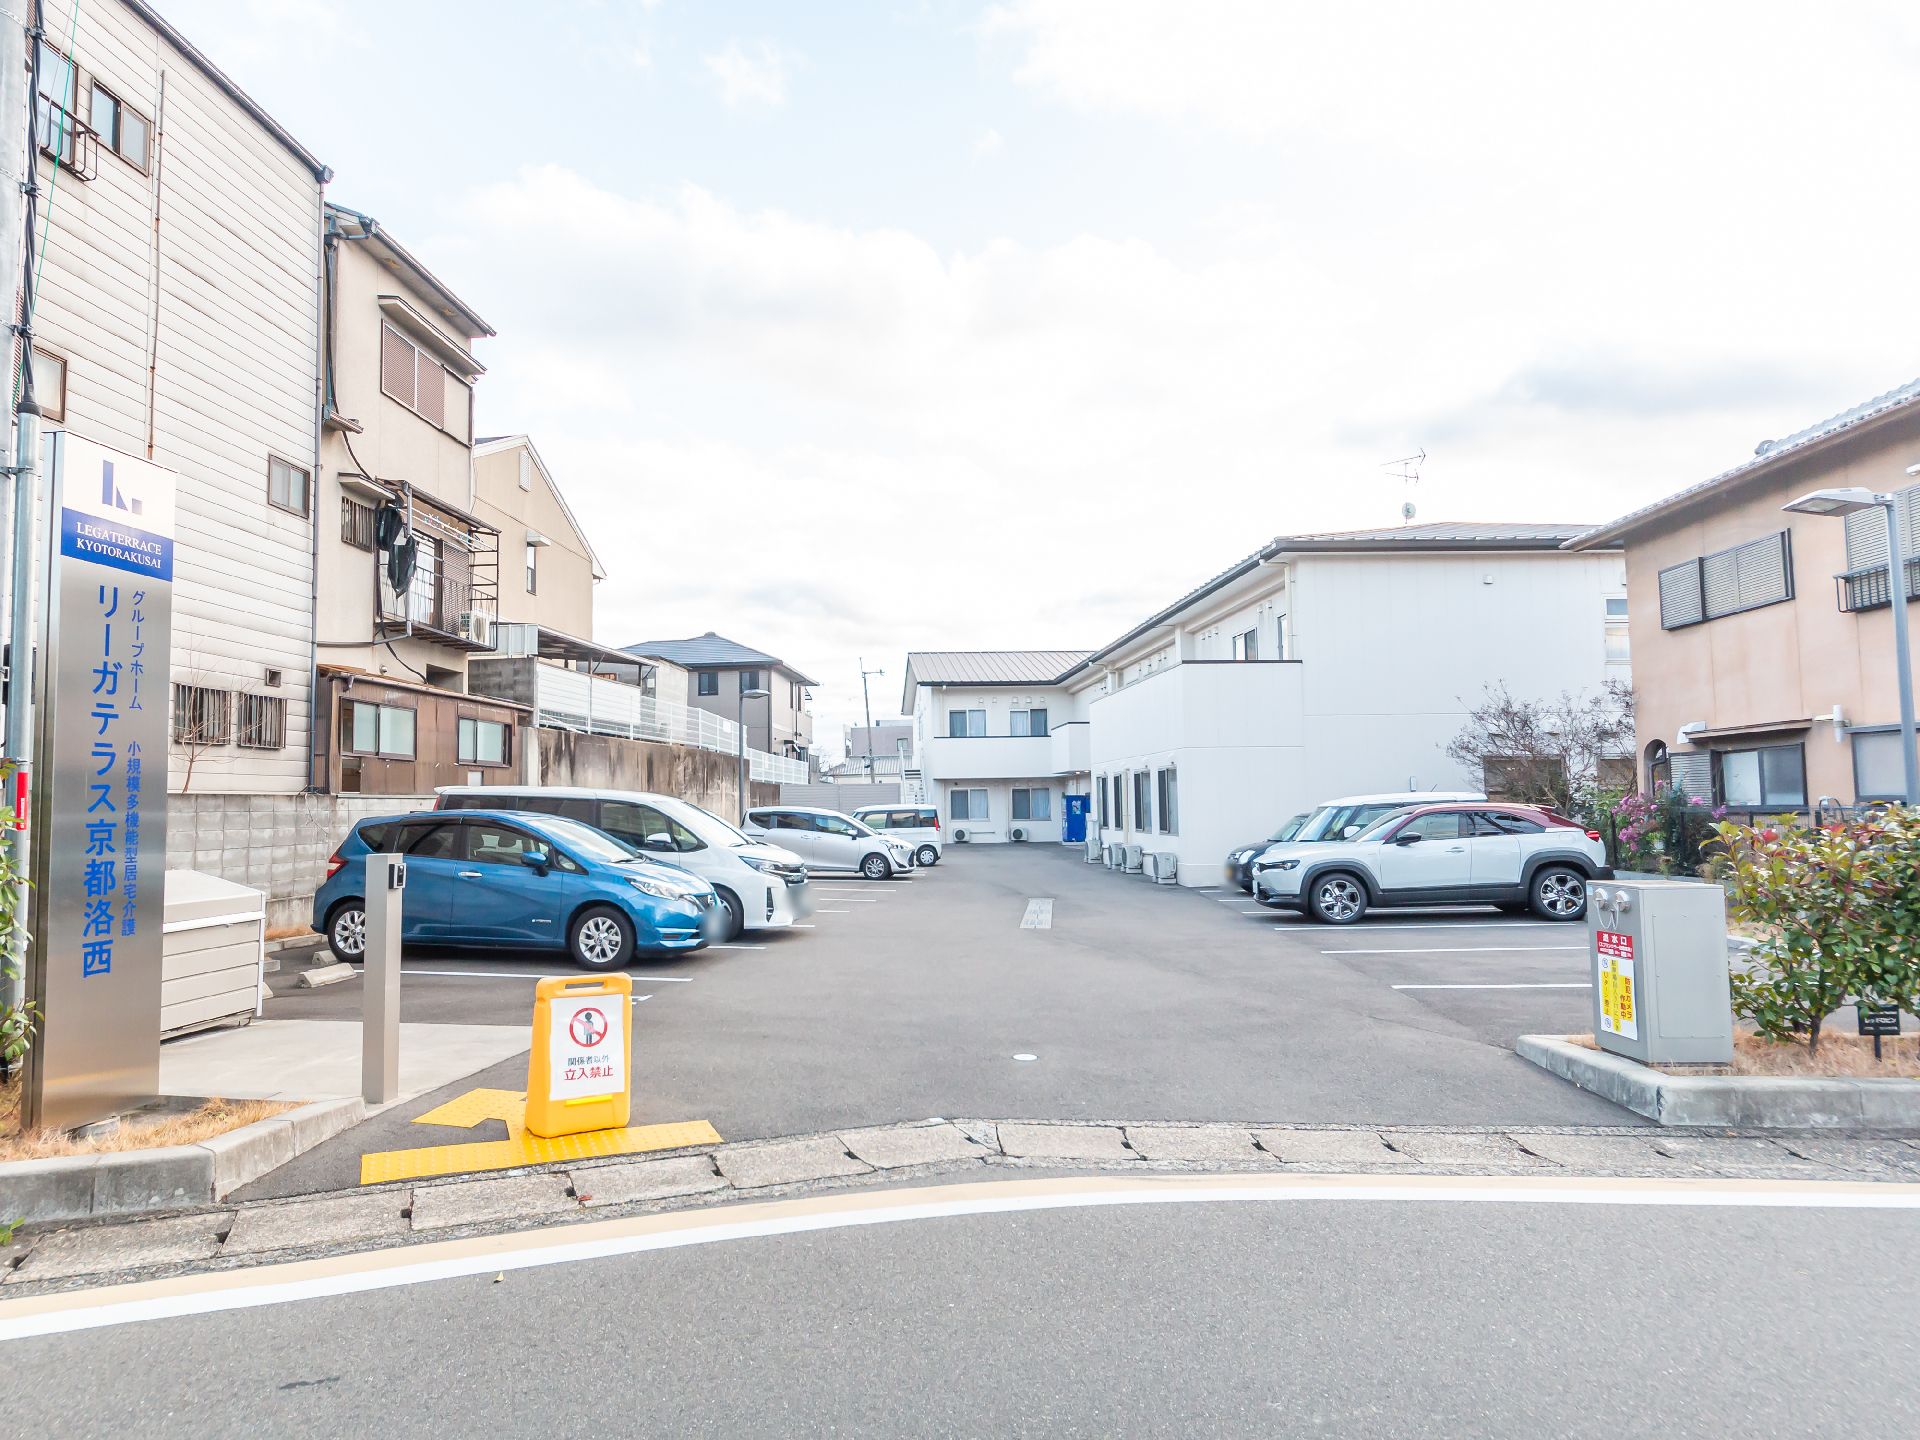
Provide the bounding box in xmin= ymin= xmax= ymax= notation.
xmin=472 ymin=435 xmax=604 ymax=640
xmin=310 ymin=203 xmax=525 ymax=794
xmin=621 ymin=634 xmax=816 ymax=760
xmin=1571 ymin=376 xmax=1920 ymax=812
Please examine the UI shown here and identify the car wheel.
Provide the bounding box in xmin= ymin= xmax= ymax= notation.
xmin=710 ymin=887 xmax=746 ymax=942
xmin=915 ymin=845 xmax=939 ymax=867
xmin=1307 ymin=873 xmax=1368 ymax=925
xmin=325 ymin=900 xmax=368 ymax=962
xmin=860 ymin=852 xmax=892 ymax=881
xmin=1530 ymin=866 xmax=1588 ymax=921
xmin=568 ymin=905 xmax=635 ymax=971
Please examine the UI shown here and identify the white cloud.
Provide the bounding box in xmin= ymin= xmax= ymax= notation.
xmin=703 ymin=39 xmax=797 ymax=109
xmin=630 ymin=42 xmax=652 ymax=71
xmin=970 ymin=126 xmax=1004 ymax=163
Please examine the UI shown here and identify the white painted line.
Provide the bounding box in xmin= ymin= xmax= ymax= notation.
xmin=811 ymin=896 xmax=881 ymax=903
xmin=1020 ymin=899 xmax=1054 ymax=930
xmin=8 ymin=1172 xmax=1916 ymax=1341
xmin=352 ymin=967 xmax=694 ymax=982
xmin=1276 ymin=921 xmax=1564 ymax=933
xmin=712 ymin=945 xmax=767 ymax=951
xmin=1324 ymin=946 xmax=1589 ymax=955
xmin=1393 ymin=982 xmax=1594 ymax=991
xmin=813 ymin=908 xmax=851 ymax=914
xmin=790 ymin=924 xmax=817 ymax=929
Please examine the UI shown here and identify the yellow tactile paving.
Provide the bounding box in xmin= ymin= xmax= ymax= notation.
xmin=357 ymin=1087 xmax=721 ymax=1185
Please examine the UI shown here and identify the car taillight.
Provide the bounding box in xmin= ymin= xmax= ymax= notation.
xmin=1585 ymin=830 xmax=1602 ymax=842
xmin=931 ymin=815 xmax=940 ymax=831
xmin=325 ymin=852 xmax=345 ymax=880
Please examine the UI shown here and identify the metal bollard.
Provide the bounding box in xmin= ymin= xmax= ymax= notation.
xmin=363 ymin=853 xmax=406 ymax=1105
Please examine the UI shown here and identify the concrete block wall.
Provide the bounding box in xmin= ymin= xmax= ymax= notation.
xmin=166 ymin=791 xmax=435 ymax=934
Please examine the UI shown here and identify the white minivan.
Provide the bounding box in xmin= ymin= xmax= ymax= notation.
xmin=435 ymin=785 xmax=811 ymax=941
xmin=850 ymin=804 xmax=942 ymax=867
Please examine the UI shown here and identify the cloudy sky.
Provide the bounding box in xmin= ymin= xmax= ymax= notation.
xmin=157 ymin=0 xmax=1920 ymax=755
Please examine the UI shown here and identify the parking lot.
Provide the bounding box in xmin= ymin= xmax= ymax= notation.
xmin=244 ymin=844 xmax=1633 ymax=1197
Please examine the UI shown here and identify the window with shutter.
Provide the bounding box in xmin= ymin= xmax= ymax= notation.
xmin=415 ymin=359 xmax=445 ymax=428
xmin=1700 ymin=549 xmax=1740 ymax=617
xmin=1732 ymin=532 xmax=1789 ymax=610
xmin=381 ymin=324 xmax=416 ymax=408
xmin=1658 ymin=561 xmax=1704 ymax=629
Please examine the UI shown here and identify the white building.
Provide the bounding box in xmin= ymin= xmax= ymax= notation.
xmin=29 ymin=0 xmax=330 ymax=795
xmin=905 ymin=523 xmax=1627 ymax=881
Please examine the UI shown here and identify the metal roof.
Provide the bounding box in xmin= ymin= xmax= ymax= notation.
xmin=622 ymin=632 xmax=819 ymax=685
xmin=902 ymin=651 xmax=1094 ymax=686
xmin=1567 ymin=375 xmax=1920 ymax=550
xmin=1278 ymin=521 xmax=1596 ymax=548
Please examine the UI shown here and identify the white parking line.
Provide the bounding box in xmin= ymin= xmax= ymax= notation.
xmin=790 ymin=923 xmax=818 ymax=929
xmin=812 ymin=896 xmax=881 ymax=903
xmin=712 ymin=944 xmax=767 ymax=951
xmin=1325 ymin=946 xmax=1588 ymax=955
xmin=351 ymin=967 xmax=695 ymax=982
xmin=1020 ymin=899 xmax=1054 ymax=930
xmin=1393 ymin=982 xmax=1592 ymax=990
xmin=1273 ymin=921 xmax=1565 ymax=932
xmin=813 ymin=908 xmax=850 ymax=914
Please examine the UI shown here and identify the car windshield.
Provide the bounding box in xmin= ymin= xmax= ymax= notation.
xmin=1296 ymin=801 xmax=1408 ymax=841
xmin=532 ymin=816 xmax=644 ymax=866
xmin=1268 ymin=813 xmax=1309 ymax=842
xmin=662 ymin=799 xmax=753 ymax=847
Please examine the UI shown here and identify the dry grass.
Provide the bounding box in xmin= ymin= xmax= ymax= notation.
xmin=0 ymin=1078 xmax=292 ymax=1161
xmin=1570 ymin=1031 xmax=1920 ymax=1078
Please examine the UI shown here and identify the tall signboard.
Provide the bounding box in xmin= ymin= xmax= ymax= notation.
xmin=24 ymin=433 xmax=175 ymax=1130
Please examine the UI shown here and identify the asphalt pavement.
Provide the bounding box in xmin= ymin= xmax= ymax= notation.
xmin=13 ymin=1176 xmax=1920 ymax=1437
xmin=241 ymin=846 xmax=1635 ymax=1198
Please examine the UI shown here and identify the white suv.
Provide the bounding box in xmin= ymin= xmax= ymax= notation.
xmin=743 ymin=806 xmax=915 ymax=879
xmin=1251 ymin=802 xmax=1611 ymax=924
xmin=851 ymin=804 xmax=942 ymax=867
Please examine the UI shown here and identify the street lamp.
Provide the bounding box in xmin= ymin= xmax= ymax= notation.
xmin=736 ymin=685 xmax=771 ymax=823
xmin=1783 ymin=484 xmax=1919 ymax=804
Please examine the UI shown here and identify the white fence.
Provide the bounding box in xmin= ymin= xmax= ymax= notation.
xmin=535 ymin=666 xmax=808 ymax=786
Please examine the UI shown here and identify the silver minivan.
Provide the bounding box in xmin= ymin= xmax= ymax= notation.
xmin=851 ymin=804 xmax=942 ymax=867
xmin=742 ymin=806 xmax=914 ymax=879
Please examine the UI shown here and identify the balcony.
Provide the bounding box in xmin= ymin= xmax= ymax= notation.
xmin=922 ymin=734 xmax=1054 ymax=782
xmin=471 ymin=655 xmax=808 ymax=785
xmin=1049 ymin=721 xmax=1091 ymax=775
xmin=1089 ymin=659 xmax=1305 ymax=764
xmin=1836 ymin=557 xmax=1920 ymax=614
xmin=375 ymin=488 xmax=500 ymax=651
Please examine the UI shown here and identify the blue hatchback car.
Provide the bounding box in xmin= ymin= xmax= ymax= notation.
xmin=313 ymin=809 xmax=723 ymax=970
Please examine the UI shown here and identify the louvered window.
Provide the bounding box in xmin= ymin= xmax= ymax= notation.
xmin=415 ymin=359 xmax=445 ymax=428
xmin=380 ymin=323 xmax=416 ymax=407
xmin=1659 ymin=531 xmax=1791 ymax=629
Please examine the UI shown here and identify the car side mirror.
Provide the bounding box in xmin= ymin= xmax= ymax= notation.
xmin=520 ymin=848 xmax=551 ymax=872
xmin=643 ymin=834 xmax=676 ymax=852
xmin=1392 ymin=832 xmax=1422 ymax=846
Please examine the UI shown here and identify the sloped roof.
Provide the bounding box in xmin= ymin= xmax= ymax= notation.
xmin=472 ymin=435 xmax=606 ymax=580
xmin=623 ymin=632 xmax=818 ymax=685
xmin=904 ymin=651 xmax=1093 ymax=685
xmin=1568 ymin=375 xmax=1920 ymax=549
xmin=1280 ymin=521 xmax=1595 ymax=548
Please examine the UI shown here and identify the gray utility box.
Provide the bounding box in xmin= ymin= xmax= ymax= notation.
xmin=1588 ymin=878 xmax=1733 ymax=1066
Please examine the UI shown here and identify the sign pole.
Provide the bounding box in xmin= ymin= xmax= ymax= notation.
xmin=362 ymin=852 xmax=403 ymax=1105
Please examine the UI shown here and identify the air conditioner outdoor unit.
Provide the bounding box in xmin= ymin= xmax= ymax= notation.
xmin=1147 ymin=851 xmax=1178 ymax=884
xmin=1103 ymin=844 xmax=1119 ymax=868
xmin=1084 ymin=837 xmax=1103 ymax=863
xmin=455 ymin=610 xmax=494 ymax=648
xmin=1011 ymin=827 xmax=1028 ymax=842
xmin=952 ymin=828 xmax=970 ymax=843
xmin=1123 ymin=844 xmax=1145 ymax=874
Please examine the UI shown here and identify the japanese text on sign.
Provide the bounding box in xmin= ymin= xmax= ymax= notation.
xmin=1597 ymin=931 xmax=1638 ymax=1040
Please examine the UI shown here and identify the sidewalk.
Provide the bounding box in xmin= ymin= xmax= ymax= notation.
xmin=8 ymin=1119 xmax=1919 ymax=1292
xmin=161 ymin=1021 xmax=529 ymax=1105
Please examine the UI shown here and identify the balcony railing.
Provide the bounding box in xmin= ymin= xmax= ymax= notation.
xmin=535 ymin=664 xmax=807 ymax=785
xmin=1837 ymin=558 xmax=1920 ymax=614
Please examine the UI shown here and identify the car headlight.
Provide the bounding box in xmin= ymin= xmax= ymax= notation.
xmin=1253 ymin=858 xmax=1300 ymax=873
xmin=740 ymin=855 xmax=779 ymax=873
xmin=629 ymin=874 xmax=690 ymax=899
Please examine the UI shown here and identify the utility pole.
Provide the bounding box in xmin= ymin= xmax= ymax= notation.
xmin=858 ymin=658 xmax=883 ymax=785
xmin=0 ymin=0 xmax=33 ymax=1080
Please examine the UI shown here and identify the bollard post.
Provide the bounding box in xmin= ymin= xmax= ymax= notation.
xmin=363 ymin=853 xmax=405 ymax=1105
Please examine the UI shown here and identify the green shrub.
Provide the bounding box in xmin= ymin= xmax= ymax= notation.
xmin=1714 ymin=808 xmax=1920 ymax=1051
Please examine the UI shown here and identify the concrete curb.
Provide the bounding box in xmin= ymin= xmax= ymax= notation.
xmin=2 ymin=1098 xmax=366 ymax=1226
xmin=1516 ymin=1035 xmax=1920 ymax=1128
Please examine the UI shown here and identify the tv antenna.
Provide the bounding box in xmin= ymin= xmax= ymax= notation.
xmin=1383 ymin=448 xmax=1425 ymax=525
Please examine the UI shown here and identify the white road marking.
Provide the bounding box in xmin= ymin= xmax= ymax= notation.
xmin=1393 ymin=982 xmax=1594 ymax=990
xmin=8 ymin=1172 xmax=1915 ymax=1341
xmin=1324 ymin=946 xmax=1589 ymax=955
xmin=1275 ymin=921 xmax=1564 ymax=933
xmin=812 ymin=896 xmax=881 ymax=903
xmin=813 ymin=908 xmax=851 ymax=914
xmin=712 ymin=945 xmax=767 ymax=951
xmin=351 ymin=968 xmax=694 ymax=982
xmin=1020 ymin=899 xmax=1054 ymax=930
xmin=790 ymin=924 xmax=817 ymax=929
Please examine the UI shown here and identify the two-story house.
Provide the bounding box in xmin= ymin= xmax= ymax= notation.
xmin=308 ymin=203 xmax=527 ymax=795
xmin=27 ymin=0 xmax=330 ymax=797
xmin=1569 ymin=375 xmax=1920 ymax=812
xmin=621 ymin=633 xmax=816 ymax=761
xmin=906 ymin=523 xmax=1628 ymax=881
